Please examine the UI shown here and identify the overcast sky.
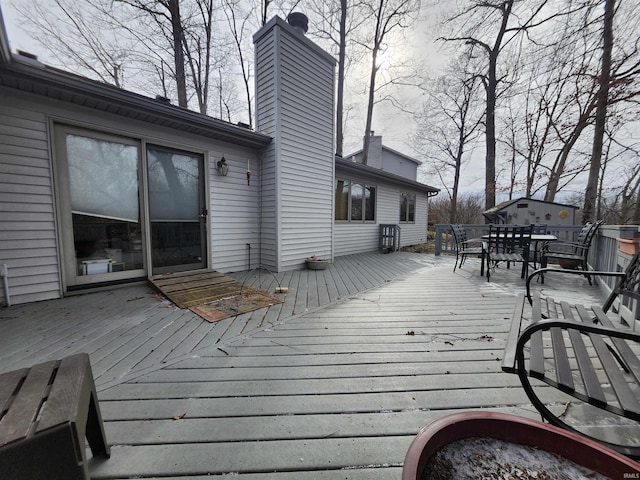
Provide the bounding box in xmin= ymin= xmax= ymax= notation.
xmin=0 ymin=1 xmax=485 ymax=193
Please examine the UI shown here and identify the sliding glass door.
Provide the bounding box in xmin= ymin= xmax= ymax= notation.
xmin=55 ymin=126 xmax=208 ymax=288
xmin=56 ymin=128 xmax=144 ymax=287
xmin=147 ymin=145 xmax=207 ymax=275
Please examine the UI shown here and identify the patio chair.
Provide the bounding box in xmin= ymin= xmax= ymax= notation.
xmin=529 ymin=224 xmax=548 ymax=268
xmin=485 ymin=224 xmax=533 ymax=282
xmin=540 ymin=220 xmax=603 ymax=285
xmin=450 ymin=224 xmax=485 ymax=275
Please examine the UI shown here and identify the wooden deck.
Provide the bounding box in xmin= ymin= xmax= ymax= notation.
xmin=0 ymin=252 xmax=614 ymax=478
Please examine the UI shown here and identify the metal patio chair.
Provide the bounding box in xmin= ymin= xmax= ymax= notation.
xmin=540 ymin=220 xmax=603 ymax=285
xmin=485 ymin=224 xmax=533 ymax=282
xmin=450 ymin=224 xmax=485 ymax=275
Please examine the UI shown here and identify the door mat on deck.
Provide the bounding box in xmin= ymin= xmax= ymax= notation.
xmin=189 ymin=288 xmax=283 ymax=323
xmin=150 ymin=270 xmax=245 ymax=308
xmin=150 ymin=270 xmax=283 ymax=322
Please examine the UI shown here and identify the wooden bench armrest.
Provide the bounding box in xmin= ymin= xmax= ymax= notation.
xmin=526 ymin=268 xmax=626 ymax=304
xmin=501 ymin=294 xmax=527 ymax=373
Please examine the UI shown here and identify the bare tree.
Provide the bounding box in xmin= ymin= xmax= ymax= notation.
xmin=15 ymin=0 xmax=131 ymax=87
xmin=114 ymin=0 xmax=188 ymax=108
xmin=413 ymin=50 xmax=482 ymax=223
xmin=582 ymin=0 xmax=615 ymax=223
xmin=438 ymin=0 xmax=585 ymax=212
xmin=182 ymin=0 xmax=217 ymax=115
xmin=223 ymin=0 xmax=255 ymax=127
xmin=308 ymin=0 xmax=369 ymax=157
xmin=439 ymin=0 xmax=516 ymax=212
xmin=429 ymin=193 xmax=485 ymax=225
xmin=360 ymin=0 xmax=420 ymax=165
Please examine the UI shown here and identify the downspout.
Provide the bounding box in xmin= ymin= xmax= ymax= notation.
xmin=1 ymin=264 xmax=10 ymax=307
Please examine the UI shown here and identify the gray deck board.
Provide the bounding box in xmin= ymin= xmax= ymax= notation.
xmin=99 ymin=372 xmax=519 ymax=400
xmin=0 ymin=251 xmax=609 ymax=479
xmin=89 ymin=436 xmax=411 ymax=478
xmin=104 ymin=407 xmax=542 ymax=445
xmin=98 ymin=387 xmax=565 ymax=420
xmin=135 ymin=358 xmax=511 ymax=383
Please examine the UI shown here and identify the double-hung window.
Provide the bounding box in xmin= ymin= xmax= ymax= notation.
xmin=400 ymin=192 xmax=416 ymax=223
xmin=335 ymin=179 xmax=376 ymax=222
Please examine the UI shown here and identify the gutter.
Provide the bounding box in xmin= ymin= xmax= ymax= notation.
xmin=0 ymin=49 xmax=273 ymax=150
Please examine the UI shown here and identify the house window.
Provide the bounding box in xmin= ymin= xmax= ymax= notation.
xmin=335 ymin=179 xmax=376 ymax=222
xmin=400 ymin=192 xmax=416 ymax=223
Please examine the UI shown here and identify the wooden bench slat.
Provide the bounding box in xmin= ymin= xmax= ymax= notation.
xmin=546 ymin=299 xmax=574 ymax=392
xmin=550 ymin=326 xmax=574 ymax=392
xmin=528 ymin=293 xmax=544 ymax=378
xmin=561 ymin=303 xmax=607 ymax=406
xmin=501 ymin=293 xmax=526 ymax=373
xmin=0 ymin=361 xmax=57 ymax=447
xmin=37 ymin=354 xmax=89 ymax=433
xmin=590 ymin=306 xmax=640 ymax=384
xmin=573 ymin=307 xmax=640 ymax=416
xmin=0 ymin=369 xmax=28 ymax=415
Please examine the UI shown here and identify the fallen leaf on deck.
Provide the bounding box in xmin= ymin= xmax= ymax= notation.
xmin=406 ymin=330 xmax=415 ymax=336
xmin=172 ymin=412 xmax=187 ymax=420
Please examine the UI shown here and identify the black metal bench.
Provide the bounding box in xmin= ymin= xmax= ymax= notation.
xmin=0 ymin=353 xmax=110 ymax=479
xmin=502 ymin=251 xmax=640 ymax=458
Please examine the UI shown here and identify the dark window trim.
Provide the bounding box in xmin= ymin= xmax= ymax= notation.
xmin=400 ymin=191 xmax=416 ymax=224
xmin=335 ymin=178 xmax=377 ymax=223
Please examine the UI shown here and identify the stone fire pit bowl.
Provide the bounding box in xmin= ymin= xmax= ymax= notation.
xmin=402 ymin=412 xmax=640 ymax=479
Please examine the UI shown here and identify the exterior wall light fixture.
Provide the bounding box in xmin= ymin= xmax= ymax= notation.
xmin=217 ymin=156 xmax=229 ymax=176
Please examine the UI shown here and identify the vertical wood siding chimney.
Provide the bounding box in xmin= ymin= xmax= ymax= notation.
xmin=254 ymin=15 xmax=337 ymax=272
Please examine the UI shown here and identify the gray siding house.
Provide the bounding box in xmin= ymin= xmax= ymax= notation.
xmin=0 ymin=11 xmax=438 ymax=306
xmin=336 ymin=134 xmax=437 ymax=255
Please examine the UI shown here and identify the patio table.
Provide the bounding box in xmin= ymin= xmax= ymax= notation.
xmin=481 ymin=233 xmax=558 ymax=272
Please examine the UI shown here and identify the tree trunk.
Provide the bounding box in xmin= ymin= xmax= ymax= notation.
xmin=582 ymin=0 xmax=614 ymax=223
xmin=483 ymin=0 xmax=513 ymax=214
xmin=451 ymin=140 xmax=464 ymax=223
xmin=484 ymin=51 xmax=498 ymax=213
xmin=544 ymin=103 xmax=595 ymax=201
xmin=362 ymin=51 xmax=379 ymax=165
xmin=168 ymin=0 xmax=188 ymax=108
xmin=335 ymin=0 xmax=347 ymax=157
xmin=633 ymin=192 xmax=640 ymax=224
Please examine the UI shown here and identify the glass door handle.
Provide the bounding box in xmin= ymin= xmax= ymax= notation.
xmin=200 ymin=208 xmax=208 ymax=218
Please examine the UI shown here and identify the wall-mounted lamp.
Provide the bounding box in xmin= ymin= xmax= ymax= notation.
xmin=217 ymin=156 xmax=229 ymax=176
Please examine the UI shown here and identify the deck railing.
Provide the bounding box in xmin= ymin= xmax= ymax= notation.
xmin=434 ymin=223 xmax=640 ymax=328
xmin=434 ymin=223 xmax=584 ymax=256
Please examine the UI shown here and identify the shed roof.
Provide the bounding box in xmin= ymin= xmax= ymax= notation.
xmin=483 ymin=197 xmax=579 ymax=217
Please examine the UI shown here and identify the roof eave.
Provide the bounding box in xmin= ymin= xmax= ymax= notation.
xmin=335 ymin=158 xmax=439 ymax=196
xmin=0 ymin=56 xmax=273 ymax=150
